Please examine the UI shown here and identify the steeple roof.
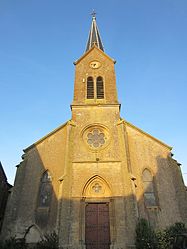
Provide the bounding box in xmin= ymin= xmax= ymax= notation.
xmin=85 ymin=13 xmax=104 ymax=52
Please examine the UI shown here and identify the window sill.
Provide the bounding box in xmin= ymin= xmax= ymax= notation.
xmin=36 ymin=207 xmax=50 ymax=212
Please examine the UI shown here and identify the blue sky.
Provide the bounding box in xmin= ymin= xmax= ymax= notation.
xmin=0 ymin=0 xmax=187 ymax=185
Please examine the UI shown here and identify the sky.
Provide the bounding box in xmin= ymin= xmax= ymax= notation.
xmin=0 ymin=0 xmax=187 ymax=185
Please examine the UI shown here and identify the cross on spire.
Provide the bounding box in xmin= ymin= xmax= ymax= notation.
xmin=91 ymin=10 xmax=96 ymax=18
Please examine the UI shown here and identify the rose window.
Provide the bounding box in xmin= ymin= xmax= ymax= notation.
xmin=87 ymin=129 xmax=106 ymax=148
xmin=82 ymin=125 xmax=110 ymax=150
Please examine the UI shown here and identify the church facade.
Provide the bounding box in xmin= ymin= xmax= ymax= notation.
xmin=1 ymin=16 xmax=187 ymax=249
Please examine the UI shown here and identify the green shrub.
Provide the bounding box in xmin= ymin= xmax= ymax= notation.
xmin=135 ymin=218 xmax=158 ymax=249
xmin=0 ymin=237 xmax=27 ymax=249
xmin=156 ymin=230 xmax=170 ymax=249
xmin=136 ymin=219 xmax=187 ymax=249
xmin=156 ymin=222 xmax=187 ymax=249
xmin=0 ymin=232 xmax=58 ymax=249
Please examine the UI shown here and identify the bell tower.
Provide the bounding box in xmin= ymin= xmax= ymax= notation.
xmin=67 ymin=14 xmax=136 ymax=249
xmin=71 ymin=14 xmax=120 ymax=111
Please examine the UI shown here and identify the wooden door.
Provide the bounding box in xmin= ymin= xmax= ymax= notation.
xmin=85 ymin=203 xmax=110 ymax=249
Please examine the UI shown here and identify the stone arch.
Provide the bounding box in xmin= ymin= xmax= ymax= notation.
xmin=142 ymin=168 xmax=157 ymax=207
xmin=82 ymin=175 xmax=112 ymax=198
xmin=87 ymin=76 xmax=94 ymax=99
xmin=24 ymin=224 xmax=42 ymax=244
xmin=37 ymin=170 xmax=52 ymax=208
xmin=96 ymin=76 xmax=104 ymax=99
xmin=142 ymin=167 xmax=154 ymax=179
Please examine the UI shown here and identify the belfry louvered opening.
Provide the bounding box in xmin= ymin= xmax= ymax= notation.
xmin=87 ymin=77 xmax=94 ymax=99
xmin=96 ymin=76 xmax=104 ymax=99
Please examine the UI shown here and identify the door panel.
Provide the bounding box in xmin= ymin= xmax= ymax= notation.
xmin=85 ymin=203 xmax=110 ymax=249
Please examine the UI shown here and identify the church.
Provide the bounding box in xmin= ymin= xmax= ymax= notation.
xmin=1 ymin=15 xmax=187 ymax=249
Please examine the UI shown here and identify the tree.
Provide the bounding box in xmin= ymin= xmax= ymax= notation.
xmin=135 ymin=218 xmax=158 ymax=249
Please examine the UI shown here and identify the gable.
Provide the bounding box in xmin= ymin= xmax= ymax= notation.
xmin=24 ymin=120 xmax=71 ymax=153
xmin=72 ymin=46 xmax=119 ymax=105
xmin=124 ymin=120 xmax=172 ymax=151
xmin=0 ymin=162 xmax=7 ymax=181
xmin=74 ymin=45 xmax=116 ymax=66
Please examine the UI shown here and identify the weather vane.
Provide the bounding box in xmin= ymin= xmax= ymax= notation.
xmin=91 ymin=9 xmax=96 ymax=18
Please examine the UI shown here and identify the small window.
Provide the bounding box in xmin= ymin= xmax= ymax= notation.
xmin=87 ymin=77 xmax=94 ymax=99
xmin=37 ymin=171 xmax=52 ymax=208
xmin=142 ymin=169 xmax=157 ymax=207
xmin=96 ymin=76 xmax=104 ymax=99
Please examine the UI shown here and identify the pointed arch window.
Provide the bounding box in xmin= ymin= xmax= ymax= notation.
xmin=86 ymin=76 xmax=105 ymax=100
xmin=37 ymin=171 xmax=52 ymax=208
xmin=87 ymin=77 xmax=94 ymax=99
xmin=96 ymin=76 xmax=104 ymax=99
xmin=142 ymin=169 xmax=157 ymax=207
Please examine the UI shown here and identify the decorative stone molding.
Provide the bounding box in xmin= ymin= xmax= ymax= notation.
xmin=82 ymin=124 xmax=110 ymax=151
xmin=83 ymin=175 xmax=111 ymax=198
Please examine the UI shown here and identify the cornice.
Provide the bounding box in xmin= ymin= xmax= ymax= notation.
xmin=23 ymin=121 xmax=70 ymax=153
xmin=121 ymin=119 xmax=172 ymax=150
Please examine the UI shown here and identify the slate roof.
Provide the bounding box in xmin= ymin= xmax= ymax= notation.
xmin=85 ymin=15 xmax=104 ymax=52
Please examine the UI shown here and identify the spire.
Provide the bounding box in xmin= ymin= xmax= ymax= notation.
xmin=85 ymin=11 xmax=104 ymax=52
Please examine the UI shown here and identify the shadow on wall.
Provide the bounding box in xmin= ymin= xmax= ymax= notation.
xmin=155 ymin=155 xmax=187 ymax=225
xmin=134 ymin=155 xmax=187 ymax=231
xmin=0 ymin=148 xmax=187 ymax=248
xmin=0 ymin=150 xmax=59 ymax=244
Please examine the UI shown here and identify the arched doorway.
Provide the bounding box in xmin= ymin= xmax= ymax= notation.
xmin=82 ymin=176 xmax=112 ymax=249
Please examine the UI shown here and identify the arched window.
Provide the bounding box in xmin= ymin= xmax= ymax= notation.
xmin=87 ymin=77 xmax=94 ymax=99
xmin=37 ymin=171 xmax=52 ymax=208
xmin=96 ymin=76 xmax=104 ymax=99
xmin=142 ymin=169 xmax=157 ymax=207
